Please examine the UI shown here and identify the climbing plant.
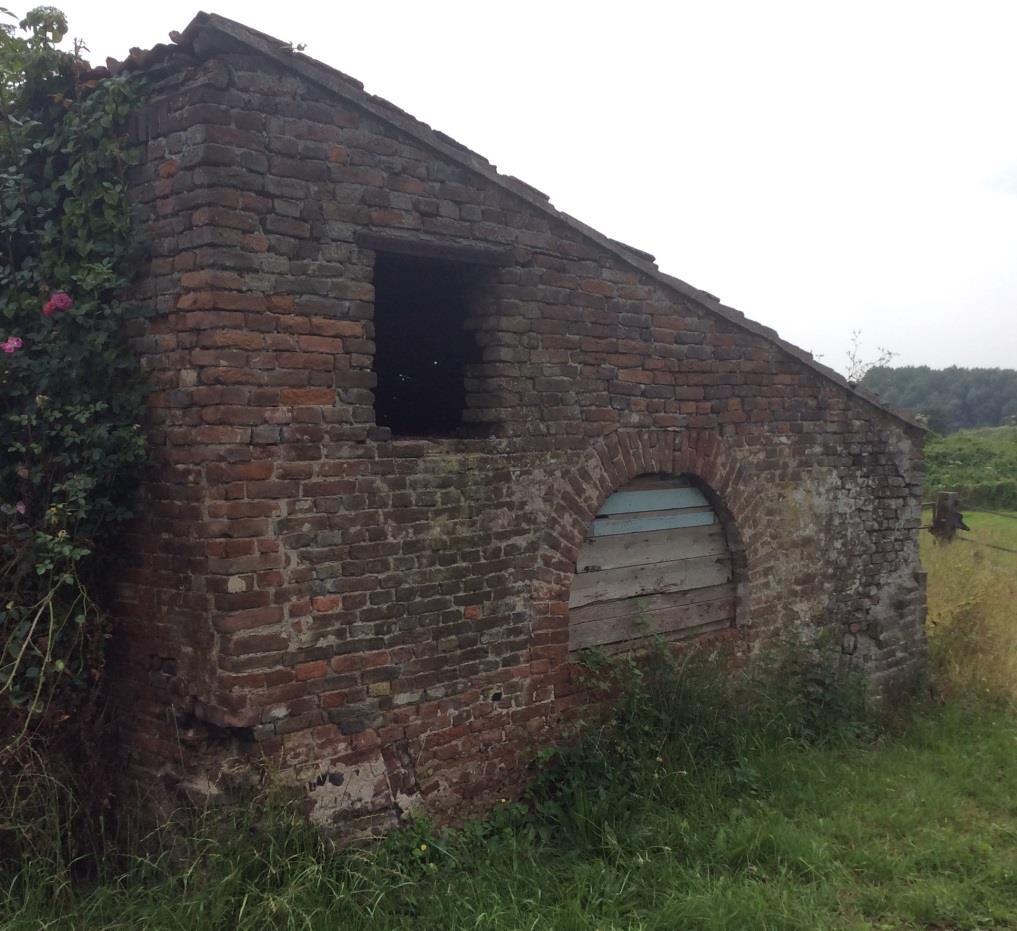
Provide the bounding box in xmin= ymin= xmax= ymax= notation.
xmin=0 ymin=6 xmax=146 ymax=750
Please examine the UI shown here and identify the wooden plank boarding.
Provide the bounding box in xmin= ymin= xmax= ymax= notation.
xmin=568 ymin=474 xmax=736 ymax=654
xmin=568 ymin=583 xmax=736 ymax=626
xmin=596 ymin=487 xmax=708 ymax=515
xmin=568 ymin=553 xmax=732 ymax=608
xmin=592 ymin=506 xmax=715 ymax=537
xmin=577 ymin=523 xmax=727 ymax=572
xmin=593 ymin=618 xmax=733 ymax=656
xmin=569 ymin=596 xmax=736 ymax=651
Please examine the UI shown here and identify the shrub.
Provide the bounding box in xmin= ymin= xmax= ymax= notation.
xmin=0 ymin=9 xmax=145 ymax=755
xmin=924 ymin=427 xmax=1017 ymax=509
xmin=525 ymin=637 xmax=875 ymax=849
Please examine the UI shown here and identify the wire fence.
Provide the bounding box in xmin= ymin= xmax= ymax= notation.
xmin=922 ymin=503 xmax=1017 ymax=522
xmin=919 ymin=501 xmax=1017 ymax=556
xmin=966 ymin=508 xmax=1017 ymax=522
xmin=955 ymin=535 xmax=1017 ymax=557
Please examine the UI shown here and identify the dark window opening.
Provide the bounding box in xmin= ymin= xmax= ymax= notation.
xmin=373 ymin=251 xmax=486 ymax=437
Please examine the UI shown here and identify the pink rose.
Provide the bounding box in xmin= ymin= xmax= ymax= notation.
xmin=1 ymin=336 xmax=22 ymax=354
xmin=42 ymin=291 xmax=73 ymax=317
xmin=15 ymin=502 xmax=26 ymax=515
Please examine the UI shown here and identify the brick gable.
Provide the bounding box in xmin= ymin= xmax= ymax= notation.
xmin=108 ymin=18 xmax=925 ymax=830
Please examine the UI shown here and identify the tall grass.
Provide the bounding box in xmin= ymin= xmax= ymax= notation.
xmin=1 ymin=642 xmax=872 ymax=928
xmin=922 ymin=509 xmax=1017 ymax=702
xmin=521 ymin=638 xmax=873 ymax=853
xmin=2 ymin=520 xmax=1017 ymax=930
xmin=4 ymin=697 xmax=1016 ymax=929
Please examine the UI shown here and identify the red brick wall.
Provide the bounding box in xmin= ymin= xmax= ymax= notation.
xmin=111 ymin=45 xmax=925 ymax=828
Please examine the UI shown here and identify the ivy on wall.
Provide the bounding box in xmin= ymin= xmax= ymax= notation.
xmin=0 ymin=7 xmax=146 ymax=749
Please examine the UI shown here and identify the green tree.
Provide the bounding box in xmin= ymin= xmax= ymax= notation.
xmin=862 ymin=365 xmax=1017 ymax=433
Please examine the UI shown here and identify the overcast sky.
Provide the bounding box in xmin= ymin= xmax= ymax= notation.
xmin=49 ymin=1 xmax=1017 ymax=375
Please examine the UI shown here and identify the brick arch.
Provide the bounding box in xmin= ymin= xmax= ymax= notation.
xmin=530 ymin=430 xmax=752 ymax=669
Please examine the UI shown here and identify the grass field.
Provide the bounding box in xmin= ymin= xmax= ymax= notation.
xmin=3 ymin=514 xmax=1017 ymax=930
xmin=924 ymin=508 xmax=1017 ymax=703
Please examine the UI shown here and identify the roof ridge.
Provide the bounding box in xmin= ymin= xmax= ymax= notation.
xmin=120 ymin=11 xmax=925 ymax=432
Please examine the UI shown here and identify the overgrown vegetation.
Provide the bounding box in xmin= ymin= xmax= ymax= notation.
xmin=924 ymin=509 xmax=1017 ymax=703
xmin=2 ymin=8 xmax=1016 ymax=930
xmin=924 ymin=426 xmax=1017 ymax=510
xmin=0 ymin=8 xmax=145 ymax=751
xmin=523 ymin=637 xmax=874 ymax=854
xmin=862 ymin=364 xmax=1017 ymax=433
xmin=5 ymin=525 xmax=1017 ymax=930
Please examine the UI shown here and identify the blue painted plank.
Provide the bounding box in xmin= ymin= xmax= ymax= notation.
xmin=592 ymin=508 xmax=715 ymax=537
xmin=597 ymin=487 xmax=708 ymax=516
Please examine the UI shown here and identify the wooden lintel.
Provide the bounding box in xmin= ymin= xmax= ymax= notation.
xmin=355 ymin=231 xmax=513 ymax=266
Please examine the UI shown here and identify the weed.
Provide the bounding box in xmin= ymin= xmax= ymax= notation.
xmin=3 ymin=523 xmax=1017 ymax=929
xmin=923 ymin=509 xmax=1017 ymax=703
xmin=523 ymin=634 xmax=875 ymax=859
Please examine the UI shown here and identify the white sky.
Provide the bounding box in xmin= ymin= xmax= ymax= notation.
xmin=50 ymin=0 xmax=1017 ymax=375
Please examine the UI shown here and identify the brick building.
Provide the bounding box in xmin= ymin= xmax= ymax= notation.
xmin=112 ymin=14 xmax=926 ymax=828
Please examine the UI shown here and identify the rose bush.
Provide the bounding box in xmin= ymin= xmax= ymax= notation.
xmin=1 ymin=7 xmax=146 ymax=751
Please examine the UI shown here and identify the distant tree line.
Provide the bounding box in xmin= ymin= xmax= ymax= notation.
xmin=861 ymin=366 xmax=1017 ymax=434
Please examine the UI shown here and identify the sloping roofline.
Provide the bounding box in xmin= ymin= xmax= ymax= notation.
xmin=114 ymin=11 xmax=924 ymax=431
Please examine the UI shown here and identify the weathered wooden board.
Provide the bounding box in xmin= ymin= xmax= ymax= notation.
xmin=591 ymin=506 xmax=715 ymax=537
xmin=568 ymin=474 xmax=735 ymax=654
xmin=596 ymin=487 xmax=708 ymax=516
xmin=577 ymin=523 xmax=727 ymax=573
xmin=568 ymin=553 xmax=732 ymax=608
xmin=593 ymin=617 xmax=733 ymax=656
xmin=569 ymin=596 xmax=735 ymax=651
xmin=569 ymin=583 xmax=736 ymax=626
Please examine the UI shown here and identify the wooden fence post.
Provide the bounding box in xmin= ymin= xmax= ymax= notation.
xmin=930 ymin=491 xmax=969 ymax=542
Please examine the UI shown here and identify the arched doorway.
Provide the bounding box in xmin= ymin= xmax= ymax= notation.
xmin=568 ymin=474 xmax=736 ymax=655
